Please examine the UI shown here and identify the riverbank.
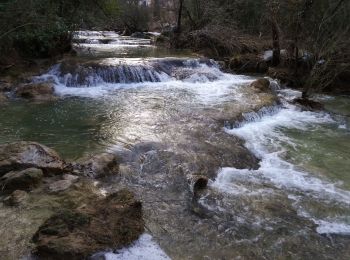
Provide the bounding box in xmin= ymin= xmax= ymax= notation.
xmin=162 ymin=27 xmax=349 ymax=96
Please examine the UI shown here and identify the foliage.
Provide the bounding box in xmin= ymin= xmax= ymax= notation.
xmin=176 ymin=0 xmax=350 ymax=93
xmin=0 ymin=0 xmax=121 ymax=59
xmin=115 ymin=0 xmax=151 ymax=33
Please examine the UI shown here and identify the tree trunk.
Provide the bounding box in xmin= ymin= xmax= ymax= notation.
xmin=152 ymin=0 xmax=160 ymax=20
xmin=294 ymin=36 xmax=299 ymax=75
xmin=176 ymin=0 xmax=184 ymax=33
xmin=271 ymin=19 xmax=280 ymax=66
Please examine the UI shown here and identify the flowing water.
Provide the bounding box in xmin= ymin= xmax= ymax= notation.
xmin=1 ymin=31 xmax=350 ymax=259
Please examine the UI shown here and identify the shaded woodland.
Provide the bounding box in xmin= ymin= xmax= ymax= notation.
xmin=0 ymin=0 xmax=349 ymax=93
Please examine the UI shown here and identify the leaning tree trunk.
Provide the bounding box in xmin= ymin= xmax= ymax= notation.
xmin=271 ymin=18 xmax=280 ymax=66
xmin=176 ymin=0 xmax=184 ymax=33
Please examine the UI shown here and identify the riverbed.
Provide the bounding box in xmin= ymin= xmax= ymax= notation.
xmin=1 ymin=31 xmax=349 ymax=259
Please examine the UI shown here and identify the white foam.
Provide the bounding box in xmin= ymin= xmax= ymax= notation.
xmin=315 ymin=220 xmax=350 ymax=235
xmin=217 ymin=104 xmax=350 ymax=204
xmin=36 ymin=62 xmax=253 ymax=104
xmin=104 ymin=234 xmax=170 ymax=260
xmin=211 ymin=102 xmax=350 ymax=235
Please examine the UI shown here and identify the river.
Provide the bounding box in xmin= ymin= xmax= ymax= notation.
xmin=0 ymin=31 xmax=349 ymax=259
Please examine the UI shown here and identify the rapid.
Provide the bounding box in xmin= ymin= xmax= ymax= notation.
xmin=0 ymin=31 xmax=349 ymax=259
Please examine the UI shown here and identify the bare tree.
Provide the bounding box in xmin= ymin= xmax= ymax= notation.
xmin=267 ymin=0 xmax=280 ymax=66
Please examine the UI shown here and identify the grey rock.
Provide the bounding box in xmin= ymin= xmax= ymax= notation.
xmin=0 ymin=141 xmax=65 ymax=176
xmin=0 ymin=168 xmax=43 ymax=193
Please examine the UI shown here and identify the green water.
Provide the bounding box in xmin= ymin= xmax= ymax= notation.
xmin=283 ymin=96 xmax=350 ymax=189
xmin=0 ymin=98 xmax=124 ymax=160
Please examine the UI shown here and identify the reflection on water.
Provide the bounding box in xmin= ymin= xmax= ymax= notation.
xmin=1 ymin=30 xmax=350 ymax=259
xmin=0 ymin=98 xmax=123 ymax=159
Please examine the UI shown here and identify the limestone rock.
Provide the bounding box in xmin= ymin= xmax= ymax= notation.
xmin=48 ymin=180 xmax=74 ymax=193
xmin=33 ymin=189 xmax=144 ymax=259
xmin=3 ymin=190 xmax=29 ymax=206
xmin=293 ymin=98 xmax=324 ymax=111
xmin=15 ymin=82 xmax=56 ymax=101
xmin=229 ymin=54 xmax=268 ymax=73
xmin=63 ymin=174 xmax=79 ymax=182
xmin=250 ymin=78 xmax=271 ymax=93
xmin=0 ymin=142 xmax=65 ymax=176
xmin=79 ymin=153 xmax=119 ymax=178
xmin=0 ymin=92 xmax=8 ymax=102
xmin=0 ymin=168 xmax=43 ymax=193
xmin=0 ymin=81 xmax=12 ymax=92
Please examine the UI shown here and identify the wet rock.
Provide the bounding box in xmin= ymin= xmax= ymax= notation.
xmin=0 ymin=168 xmax=43 ymax=193
xmin=187 ymin=174 xmax=208 ymax=195
xmin=228 ymin=54 xmax=268 ymax=73
xmin=3 ymin=190 xmax=29 ymax=206
xmin=48 ymin=180 xmax=74 ymax=193
xmin=267 ymin=67 xmax=299 ymax=87
xmin=63 ymin=174 xmax=79 ymax=182
xmin=0 ymin=142 xmax=65 ymax=176
xmin=250 ymin=78 xmax=271 ymax=93
xmin=131 ymin=32 xmax=150 ymax=39
xmin=33 ymin=189 xmax=144 ymax=259
xmin=0 ymin=92 xmax=8 ymax=102
xmin=0 ymin=81 xmax=12 ymax=92
xmin=15 ymin=82 xmax=56 ymax=101
xmin=293 ymin=98 xmax=324 ymax=111
xmin=79 ymin=153 xmax=119 ymax=178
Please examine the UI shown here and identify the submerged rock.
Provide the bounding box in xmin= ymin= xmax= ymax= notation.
xmin=250 ymin=78 xmax=271 ymax=93
xmin=3 ymin=190 xmax=29 ymax=206
xmin=15 ymin=82 xmax=56 ymax=101
xmin=0 ymin=81 xmax=12 ymax=92
xmin=0 ymin=142 xmax=65 ymax=176
xmin=0 ymin=92 xmax=8 ymax=102
xmin=0 ymin=168 xmax=43 ymax=193
xmin=187 ymin=174 xmax=208 ymax=195
xmin=293 ymin=98 xmax=324 ymax=111
xmin=32 ymin=189 xmax=144 ymax=259
xmin=48 ymin=179 xmax=74 ymax=193
xmin=78 ymin=153 xmax=119 ymax=178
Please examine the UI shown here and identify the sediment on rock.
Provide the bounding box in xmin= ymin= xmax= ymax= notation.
xmin=0 ymin=168 xmax=43 ymax=194
xmin=0 ymin=142 xmax=66 ymax=176
xmin=75 ymin=153 xmax=120 ymax=178
xmin=14 ymin=82 xmax=56 ymax=101
xmin=32 ymin=189 xmax=144 ymax=260
xmin=0 ymin=141 xmax=144 ymax=259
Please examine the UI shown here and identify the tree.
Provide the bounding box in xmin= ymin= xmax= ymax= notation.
xmin=266 ymin=0 xmax=280 ymax=66
xmin=176 ymin=0 xmax=184 ymax=33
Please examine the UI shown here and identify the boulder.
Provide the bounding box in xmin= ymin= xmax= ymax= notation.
xmin=187 ymin=174 xmax=208 ymax=193
xmin=250 ymin=78 xmax=271 ymax=93
xmin=292 ymin=98 xmax=324 ymax=111
xmin=267 ymin=67 xmax=300 ymax=87
xmin=79 ymin=153 xmax=119 ymax=178
xmin=0 ymin=82 xmax=12 ymax=92
xmin=229 ymin=54 xmax=268 ymax=73
xmin=0 ymin=92 xmax=8 ymax=102
xmin=131 ymin=32 xmax=150 ymax=39
xmin=0 ymin=142 xmax=65 ymax=176
xmin=63 ymin=174 xmax=79 ymax=182
xmin=0 ymin=168 xmax=43 ymax=193
xmin=3 ymin=190 xmax=29 ymax=206
xmin=48 ymin=180 xmax=74 ymax=193
xmin=33 ymin=189 xmax=144 ymax=259
xmin=15 ymin=82 xmax=56 ymax=101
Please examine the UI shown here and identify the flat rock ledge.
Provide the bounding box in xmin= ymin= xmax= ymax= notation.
xmin=0 ymin=141 xmax=143 ymax=259
xmin=32 ymin=189 xmax=144 ymax=260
